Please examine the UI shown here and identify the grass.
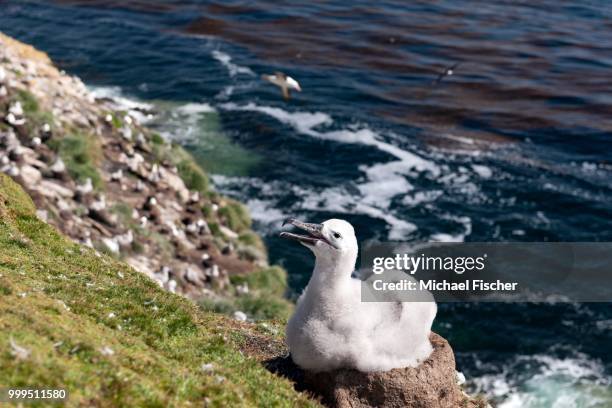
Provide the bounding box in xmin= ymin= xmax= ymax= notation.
xmin=231 ymin=266 xmax=287 ymax=298
xmin=14 ymin=89 xmax=55 ymax=135
xmin=53 ymin=133 xmax=103 ymax=189
xmin=174 ymin=150 xmax=210 ymax=193
xmin=0 ymin=174 xmax=317 ymax=407
xmin=150 ymin=141 xmax=210 ymax=194
xmin=218 ymin=199 xmax=251 ymax=233
xmin=200 ymin=267 xmax=293 ymax=321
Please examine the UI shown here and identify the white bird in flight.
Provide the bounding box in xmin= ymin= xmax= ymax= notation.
xmin=281 ymin=218 xmax=437 ymax=372
xmin=262 ymin=72 xmax=302 ymax=100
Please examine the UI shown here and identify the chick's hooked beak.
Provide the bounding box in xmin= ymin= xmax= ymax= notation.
xmin=280 ymin=218 xmax=325 ymax=246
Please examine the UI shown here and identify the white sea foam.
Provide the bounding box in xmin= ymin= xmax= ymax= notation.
xmin=429 ymin=214 xmax=472 ymax=242
xmin=211 ymin=50 xmax=255 ymax=77
xmin=471 ymin=164 xmax=493 ymax=179
xmin=215 ymin=85 xmax=234 ymax=100
xmin=220 ymin=103 xmax=439 ymax=175
xmin=150 ymin=102 xmax=218 ymax=143
xmin=357 ymin=161 xmax=415 ymax=206
xmin=221 ymin=102 xmax=332 ymax=134
xmin=402 ymin=190 xmax=443 ymax=207
xmin=88 ymin=86 xmax=154 ymax=123
xmin=212 ymin=174 xmax=417 ymax=240
xmin=217 ymin=103 xmax=453 ymax=239
xmin=245 ymin=199 xmax=287 ymax=226
xmin=176 ymin=102 xmax=216 ymax=115
xmin=471 ymin=352 xmax=611 ymax=408
xmin=595 ymin=319 xmax=612 ymax=331
xmin=300 ymin=186 xmax=417 ymax=239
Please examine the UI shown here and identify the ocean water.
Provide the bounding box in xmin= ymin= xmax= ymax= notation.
xmin=1 ymin=1 xmax=611 ymax=405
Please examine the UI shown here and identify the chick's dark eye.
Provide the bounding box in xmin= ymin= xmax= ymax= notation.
xmin=333 ymin=232 xmax=342 ymax=239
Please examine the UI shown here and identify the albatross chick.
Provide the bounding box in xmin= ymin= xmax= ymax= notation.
xmin=281 ymin=218 xmax=437 ymax=373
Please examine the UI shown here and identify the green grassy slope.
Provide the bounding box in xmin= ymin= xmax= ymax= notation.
xmin=0 ymin=174 xmax=316 ymax=407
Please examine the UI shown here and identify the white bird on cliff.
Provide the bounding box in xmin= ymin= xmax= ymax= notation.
xmin=261 ymin=72 xmax=302 ymax=100
xmin=281 ymin=218 xmax=437 ymax=373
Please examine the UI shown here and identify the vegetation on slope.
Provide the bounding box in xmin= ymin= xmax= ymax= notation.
xmin=0 ymin=174 xmax=316 ymax=407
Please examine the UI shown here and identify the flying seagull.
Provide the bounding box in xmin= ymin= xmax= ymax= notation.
xmin=281 ymin=218 xmax=437 ymax=372
xmin=262 ymin=72 xmax=302 ymax=100
xmin=433 ymin=62 xmax=461 ymax=85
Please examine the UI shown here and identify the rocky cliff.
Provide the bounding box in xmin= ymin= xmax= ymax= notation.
xmin=0 ymin=32 xmax=290 ymax=319
xmin=0 ymin=172 xmax=315 ymax=406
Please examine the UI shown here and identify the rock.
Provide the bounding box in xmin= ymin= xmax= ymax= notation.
xmin=148 ymin=206 xmax=162 ymax=223
xmin=299 ymin=333 xmax=463 ymax=408
xmin=121 ymin=126 xmax=132 ymax=141
xmin=219 ymin=225 xmax=239 ymax=240
xmin=9 ymin=338 xmax=31 ymax=361
xmin=36 ymin=209 xmax=48 ymax=222
xmin=115 ymin=230 xmax=133 ymax=247
xmin=167 ymin=279 xmax=177 ymax=293
xmin=49 ymin=158 xmax=66 ymax=174
xmin=19 ymin=164 xmax=42 ymax=185
xmin=102 ymin=237 xmax=120 ymax=254
xmin=184 ymin=266 xmax=204 ymax=287
xmin=89 ymin=195 xmax=106 ymax=211
xmin=236 ymin=283 xmax=249 ymax=295
xmin=110 ymin=169 xmax=123 ymax=182
xmin=76 ymin=178 xmax=94 ymax=195
xmin=89 ymin=208 xmax=117 ymax=227
xmin=134 ymin=180 xmax=146 ymax=192
xmin=156 ymin=266 xmax=171 ymax=285
xmin=6 ymin=164 xmax=20 ymax=177
xmin=9 ymin=101 xmax=23 ymax=116
xmin=37 ymin=180 xmax=74 ymax=198
xmin=233 ymin=311 xmax=248 ymax=322
xmin=162 ymin=168 xmax=189 ymax=202
xmin=149 ymin=163 xmax=161 ymax=183
xmin=188 ymin=191 xmax=200 ymax=203
xmin=125 ymin=153 xmax=144 ymax=174
xmin=99 ymin=346 xmax=114 ymax=356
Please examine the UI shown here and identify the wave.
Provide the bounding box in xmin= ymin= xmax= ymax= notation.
xmin=470 ymin=352 xmax=612 ymax=408
xmin=219 ymin=102 xmax=484 ymax=241
xmin=88 ymin=86 xmax=154 ymax=123
xmin=147 ymin=101 xmax=218 ymax=143
xmin=211 ymin=50 xmax=255 ymax=77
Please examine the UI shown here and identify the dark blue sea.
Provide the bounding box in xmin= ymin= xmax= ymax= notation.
xmin=1 ymin=1 xmax=611 ymax=405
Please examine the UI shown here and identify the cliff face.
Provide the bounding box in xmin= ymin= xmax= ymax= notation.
xmin=0 ymin=31 xmax=315 ymax=406
xmin=0 ymin=32 xmax=289 ymax=319
xmin=0 ymin=172 xmax=316 ymax=406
